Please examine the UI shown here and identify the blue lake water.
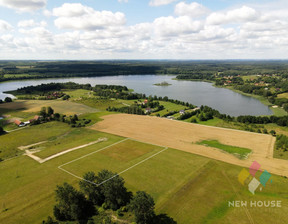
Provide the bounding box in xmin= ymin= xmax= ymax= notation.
xmin=0 ymin=75 xmax=272 ymax=116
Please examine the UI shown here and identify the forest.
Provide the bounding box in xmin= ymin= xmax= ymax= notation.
xmin=1 ymin=60 xmax=288 ymax=83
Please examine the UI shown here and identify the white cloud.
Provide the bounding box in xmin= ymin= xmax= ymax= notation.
xmin=153 ymin=16 xmax=203 ymax=36
xmin=175 ymin=2 xmax=209 ymax=18
xmin=149 ymin=0 xmax=178 ymax=7
xmin=53 ymin=3 xmax=92 ymax=17
xmin=118 ymin=0 xmax=128 ymax=2
xmin=0 ymin=0 xmax=46 ymax=12
xmin=0 ymin=20 xmax=12 ymax=32
xmin=18 ymin=19 xmax=47 ymax=28
xmin=53 ymin=3 xmax=126 ymax=30
xmin=207 ymin=6 xmax=258 ymax=25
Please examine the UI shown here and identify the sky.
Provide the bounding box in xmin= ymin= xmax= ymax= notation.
xmin=0 ymin=0 xmax=287 ymax=60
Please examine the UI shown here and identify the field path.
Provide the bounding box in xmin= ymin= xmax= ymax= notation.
xmin=24 ymin=138 xmax=107 ymax=163
xmin=91 ymin=114 xmax=288 ymax=177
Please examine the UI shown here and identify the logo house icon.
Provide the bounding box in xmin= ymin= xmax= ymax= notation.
xmin=238 ymin=161 xmax=272 ymax=195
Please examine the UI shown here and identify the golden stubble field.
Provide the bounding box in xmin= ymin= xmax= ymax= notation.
xmin=91 ymin=114 xmax=288 ymax=177
xmin=0 ymin=100 xmax=98 ymax=115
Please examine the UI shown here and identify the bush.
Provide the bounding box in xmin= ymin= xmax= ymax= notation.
xmin=116 ymin=209 xmax=123 ymax=217
xmin=4 ymin=97 xmax=12 ymax=103
xmin=191 ymin=118 xmax=197 ymax=123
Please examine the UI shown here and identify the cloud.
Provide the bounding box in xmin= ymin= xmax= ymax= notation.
xmin=175 ymin=2 xmax=209 ymax=17
xmin=0 ymin=0 xmax=46 ymax=12
xmin=149 ymin=0 xmax=178 ymax=7
xmin=0 ymin=20 xmax=12 ymax=32
xmin=18 ymin=19 xmax=47 ymax=28
xmin=118 ymin=0 xmax=128 ymax=2
xmin=153 ymin=16 xmax=203 ymax=36
xmin=53 ymin=3 xmax=126 ymax=30
xmin=207 ymin=6 xmax=258 ymax=25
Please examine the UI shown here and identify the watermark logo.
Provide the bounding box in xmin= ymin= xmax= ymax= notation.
xmin=228 ymin=161 xmax=281 ymax=208
xmin=238 ymin=161 xmax=272 ymax=195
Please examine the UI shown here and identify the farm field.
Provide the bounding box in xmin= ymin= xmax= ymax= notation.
xmin=277 ymin=92 xmax=288 ymax=99
xmin=0 ymin=122 xmax=72 ymax=159
xmin=1 ymin=131 xmax=288 ymax=224
xmin=1 ymin=91 xmax=288 ymax=223
xmin=0 ymin=100 xmax=98 ymax=115
xmin=33 ymin=128 xmax=114 ymax=159
xmin=92 ymin=113 xmax=288 ymax=177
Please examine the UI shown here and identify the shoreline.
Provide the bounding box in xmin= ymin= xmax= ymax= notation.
xmin=174 ymin=78 xmax=287 ymax=116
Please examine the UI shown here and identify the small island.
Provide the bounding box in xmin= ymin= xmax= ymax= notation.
xmin=154 ymin=81 xmax=172 ymax=86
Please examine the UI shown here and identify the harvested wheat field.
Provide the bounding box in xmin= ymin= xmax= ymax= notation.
xmin=0 ymin=100 xmax=98 ymax=115
xmin=92 ymin=114 xmax=288 ymax=177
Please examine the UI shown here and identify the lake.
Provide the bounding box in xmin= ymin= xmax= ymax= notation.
xmin=0 ymin=75 xmax=272 ymax=116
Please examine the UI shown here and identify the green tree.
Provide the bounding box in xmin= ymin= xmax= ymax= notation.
xmin=54 ymin=113 xmax=60 ymax=121
xmin=79 ymin=171 xmax=104 ymax=205
xmin=53 ymin=183 xmax=95 ymax=221
xmin=97 ymin=170 xmax=132 ymax=210
xmin=130 ymin=191 xmax=155 ymax=224
xmin=102 ymin=216 xmax=114 ymax=224
xmin=73 ymin=114 xmax=79 ymax=121
xmin=4 ymin=97 xmax=12 ymax=103
xmin=0 ymin=99 xmax=3 ymax=104
xmin=40 ymin=107 xmax=47 ymax=118
xmin=47 ymin=107 xmax=54 ymax=116
xmin=42 ymin=216 xmax=58 ymax=224
xmin=0 ymin=126 xmax=5 ymax=135
xmin=270 ymin=130 xmax=276 ymax=136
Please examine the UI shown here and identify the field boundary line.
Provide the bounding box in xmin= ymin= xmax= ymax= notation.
xmin=221 ymin=169 xmax=254 ymax=224
xmin=58 ymin=138 xmax=168 ymax=186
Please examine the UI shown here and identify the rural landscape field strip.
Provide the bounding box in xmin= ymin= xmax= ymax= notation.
xmin=22 ymin=138 xmax=108 ymax=163
xmin=58 ymin=138 xmax=168 ymax=186
xmin=92 ymin=114 xmax=288 ymax=177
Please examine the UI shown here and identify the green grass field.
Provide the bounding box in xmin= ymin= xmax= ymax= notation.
xmin=198 ymin=140 xmax=252 ymax=159
xmin=34 ymin=128 xmax=114 ymax=159
xmin=1 ymin=136 xmax=287 ymax=224
xmin=0 ymin=122 xmax=72 ymax=159
xmin=277 ymin=92 xmax=288 ymax=99
xmin=152 ymin=101 xmax=187 ymax=116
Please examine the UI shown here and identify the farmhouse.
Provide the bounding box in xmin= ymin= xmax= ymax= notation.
xmin=180 ymin=110 xmax=185 ymax=115
xmin=14 ymin=120 xmax=25 ymax=127
xmin=145 ymin=108 xmax=152 ymax=114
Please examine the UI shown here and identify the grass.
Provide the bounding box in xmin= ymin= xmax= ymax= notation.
xmin=63 ymin=89 xmax=92 ymax=98
xmin=4 ymin=74 xmax=31 ymax=78
xmin=62 ymin=139 xmax=164 ymax=176
xmin=0 ymin=122 xmax=72 ymax=159
xmin=277 ymin=92 xmax=288 ymax=99
xmin=198 ymin=140 xmax=252 ymax=159
xmin=151 ymin=101 xmax=187 ymax=116
xmin=0 ymin=134 xmax=288 ymax=224
xmin=274 ymin=148 xmax=288 ymax=160
xmin=33 ymin=128 xmax=114 ymax=159
xmin=184 ymin=116 xmax=223 ymax=126
xmin=73 ymin=98 xmax=128 ymax=110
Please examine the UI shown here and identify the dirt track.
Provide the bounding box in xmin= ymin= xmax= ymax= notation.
xmin=91 ymin=114 xmax=288 ymax=177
